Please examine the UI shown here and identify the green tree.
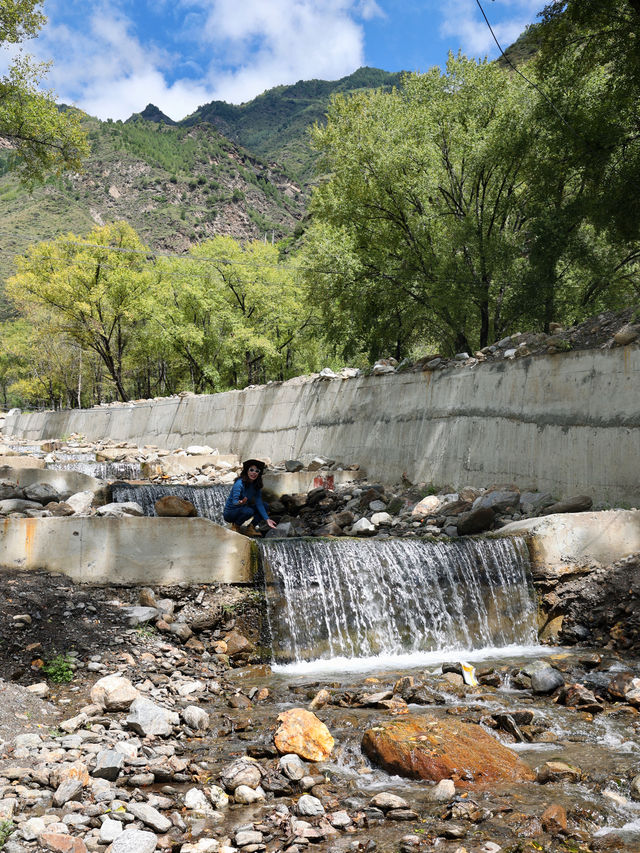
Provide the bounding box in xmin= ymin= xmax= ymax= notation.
xmin=0 ymin=0 xmax=88 ymax=182
xmin=526 ymin=0 xmax=640 ymax=313
xmin=7 ymin=222 xmax=155 ymax=401
xmin=303 ymin=56 xmax=534 ymax=357
xmin=154 ymin=236 xmax=315 ymax=391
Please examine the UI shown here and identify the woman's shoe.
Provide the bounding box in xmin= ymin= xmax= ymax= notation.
xmin=231 ymin=523 xmax=242 ymax=533
xmin=244 ymin=524 xmax=263 ymax=538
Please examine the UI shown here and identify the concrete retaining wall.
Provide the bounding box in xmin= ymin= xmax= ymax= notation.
xmin=0 ymin=517 xmax=255 ymax=585
xmin=5 ymin=346 xmax=640 ymax=504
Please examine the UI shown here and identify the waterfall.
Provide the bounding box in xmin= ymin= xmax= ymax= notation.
xmin=261 ymin=537 xmax=537 ymax=664
xmin=47 ymin=459 xmax=143 ymax=480
xmin=110 ymin=482 xmax=231 ymax=523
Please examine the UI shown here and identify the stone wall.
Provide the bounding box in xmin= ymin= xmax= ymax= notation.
xmin=5 ymin=345 xmax=640 ymax=504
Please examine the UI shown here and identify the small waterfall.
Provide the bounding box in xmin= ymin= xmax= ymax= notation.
xmin=111 ymin=483 xmax=231 ymax=523
xmin=47 ymin=459 xmax=143 ymax=480
xmin=261 ymin=537 xmax=537 ymax=664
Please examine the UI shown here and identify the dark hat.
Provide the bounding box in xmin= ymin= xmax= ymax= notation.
xmin=242 ymin=459 xmax=266 ymax=474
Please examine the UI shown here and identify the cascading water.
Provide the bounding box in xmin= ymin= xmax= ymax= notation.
xmin=261 ymin=536 xmax=538 ymax=665
xmin=111 ymin=482 xmax=231 ymax=523
xmin=47 ymin=459 xmax=143 ymax=480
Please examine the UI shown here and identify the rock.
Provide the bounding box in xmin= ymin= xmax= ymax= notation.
xmin=280 ymin=753 xmax=307 ymax=780
xmin=370 ymin=792 xmax=408 ymax=811
xmin=543 ymin=495 xmax=593 ymax=514
xmin=525 ymin=663 xmax=564 ymax=694
xmin=456 ymin=507 xmax=495 ymax=535
xmin=100 ymin=818 xmax=123 ymax=843
xmin=110 ymin=828 xmax=158 ymax=853
xmin=318 ymin=367 xmax=338 ymax=380
xmin=541 ymin=804 xmax=567 ymax=835
xmin=52 ymin=777 xmax=83 ymax=806
xmin=308 ymin=456 xmax=334 ymax=471
xmin=297 ymin=794 xmax=325 ymax=816
xmin=519 ymin=491 xmax=555 ymax=515
xmin=309 ymin=688 xmax=331 ymax=710
xmin=472 ymin=490 xmax=520 ymax=513
xmin=0 ymin=481 xmax=24 ymax=500
xmin=425 ymin=779 xmax=456 ymax=802
xmin=607 ymin=672 xmax=640 ymax=704
xmin=39 ymin=835 xmax=87 ymax=853
xmin=124 ymin=606 xmax=159 ymax=626
xmin=66 ymin=491 xmax=95 ymax=514
xmin=169 ymin=622 xmax=193 ymax=642
xmin=630 ymin=774 xmax=640 ymax=801
xmin=154 ymin=495 xmax=197 ymax=517
xmin=351 ymin=517 xmax=376 ymax=535
xmin=207 ymin=785 xmax=229 ymax=810
xmin=224 ymin=631 xmax=254 ymax=657
xmin=186 ymin=445 xmax=216 ymax=455
xmin=183 ymin=706 xmax=210 ymax=730
xmin=220 ymin=757 xmax=262 ymax=791
xmin=372 ymin=362 xmax=396 ymax=375
xmin=234 ymin=784 xmax=266 ymax=803
xmin=90 ymin=675 xmax=139 ymax=710
xmin=536 ymin=760 xmax=581 ymax=784
xmin=126 ymin=697 xmax=179 ymax=737
xmin=92 ymin=749 xmax=125 ymax=781
xmin=0 ymin=498 xmax=44 ymax=514
xmin=274 ymin=708 xmax=335 ymax=761
xmin=285 ymin=460 xmax=304 ymax=472
xmin=361 ymin=714 xmax=534 ymax=787
xmin=127 ymin=801 xmax=172 ymax=833
xmin=23 ymin=483 xmax=61 ymax=504
xmin=412 ymin=495 xmax=444 ymax=517
xmin=371 ymin=511 xmax=393 ymax=526
xmin=95 ymin=501 xmax=145 ymax=517
xmin=557 ymin=682 xmax=604 ymax=713
xmin=613 ymin=324 xmax=639 ymax=345
xmin=184 ymin=788 xmax=212 ymax=812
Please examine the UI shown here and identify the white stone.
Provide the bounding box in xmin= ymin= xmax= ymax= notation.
xmin=371 ymin=512 xmax=393 ymax=526
xmin=184 ymin=788 xmax=212 ymax=812
xmin=111 ymin=828 xmax=158 ymax=853
xmin=100 ymin=817 xmax=124 ymax=843
xmin=233 ymin=784 xmax=265 ymax=804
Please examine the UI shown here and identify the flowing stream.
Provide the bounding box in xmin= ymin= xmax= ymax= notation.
xmin=261 ymin=536 xmax=537 ymax=665
xmin=111 ymin=482 xmax=231 ymax=521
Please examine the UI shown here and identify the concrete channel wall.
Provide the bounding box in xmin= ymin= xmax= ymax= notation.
xmin=5 ymin=345 xmax=640 ymax=505
xmin=0 ymin=517 xmax=255 ymax=585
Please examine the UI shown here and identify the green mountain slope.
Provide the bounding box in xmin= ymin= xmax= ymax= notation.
xmin=0 ymin=116 xmax=305 ymax=309
xmin=181 ymin=66 xmax=405 ymax=180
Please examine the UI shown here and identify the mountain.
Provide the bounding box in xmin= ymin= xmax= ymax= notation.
xmin=0 ymin=116 xmax=304 ymax=312
xmin=0 ymin=67 xmax=404 ymax=304
xmin=181 ymin=67 xmax=404 ymax=181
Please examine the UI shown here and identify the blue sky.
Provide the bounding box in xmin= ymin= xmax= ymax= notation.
xmin=1 ymin=0 xmax=545 ymax=121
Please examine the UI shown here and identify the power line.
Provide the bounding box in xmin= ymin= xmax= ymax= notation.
xmin=474 ymin=0 xmax=586 ymax=143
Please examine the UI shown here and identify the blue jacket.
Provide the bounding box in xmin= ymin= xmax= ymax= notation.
xmin=224 ymin=478 xmax=269 ymax=521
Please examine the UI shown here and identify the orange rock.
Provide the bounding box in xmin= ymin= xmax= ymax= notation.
xmin=40 ymin=833 xmax=88 ymax=853
xmin=154 ymin=495 xmax=197 ymax=516
xmin=361 ymin=714 xmax=534 ymax=788
xmin=274 ymin=708 xmax=335 ymax=761
xmin=541 ymin=804 xmax=568 ymax=835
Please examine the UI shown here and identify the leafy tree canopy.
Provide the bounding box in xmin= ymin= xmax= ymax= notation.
xmin=0 ymin=0 xmax=88 ymax=183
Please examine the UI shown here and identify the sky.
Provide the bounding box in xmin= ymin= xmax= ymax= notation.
xmin=1 ymin=0 xmax=545 ymax=122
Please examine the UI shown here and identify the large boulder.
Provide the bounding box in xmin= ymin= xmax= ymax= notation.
xmin=154 ymin=496 xmax=197 ymax=517
xmin=274 ymin=708 xmax=334 ymax=762
xmin=90 ymin=675 xmax=140 ymax=711
xmin=361 ymin=714 xmax=534 ymax=788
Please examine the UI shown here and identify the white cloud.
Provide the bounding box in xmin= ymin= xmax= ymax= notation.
xmin=12 ymin=0 xmax=376 ymax=120
xmin=439 ymin=0 xmax=540 ymax=58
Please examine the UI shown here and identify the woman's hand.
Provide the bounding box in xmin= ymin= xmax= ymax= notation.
xmin=267 ymin=518 xmax=277 ymax=529
xmin=237 ymin=497 xmax=248 ymax=505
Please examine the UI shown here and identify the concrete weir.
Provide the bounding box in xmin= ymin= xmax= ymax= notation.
xmin=5 ymin=344 xmax=640 ymax=505
xmin=0 ymin=517 xmax=256 ymax=585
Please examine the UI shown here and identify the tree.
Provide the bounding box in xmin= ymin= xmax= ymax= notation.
xmin=7 ymin=222 xmax=155 ymax=401
xmin=303 ymin=56 xmax=534 ymax=357
xmin=0 ymin=0 xmax=88 ymax=182
xmin=153 ymin=237 xmax=315 ymax=391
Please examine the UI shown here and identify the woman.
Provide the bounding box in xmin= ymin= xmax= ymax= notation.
xmin=223 ymin=459 xmax=277 ymax=537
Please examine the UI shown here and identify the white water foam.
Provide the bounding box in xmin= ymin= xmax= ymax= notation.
xmin=272 ymin=642 xmax=555 ymax=676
